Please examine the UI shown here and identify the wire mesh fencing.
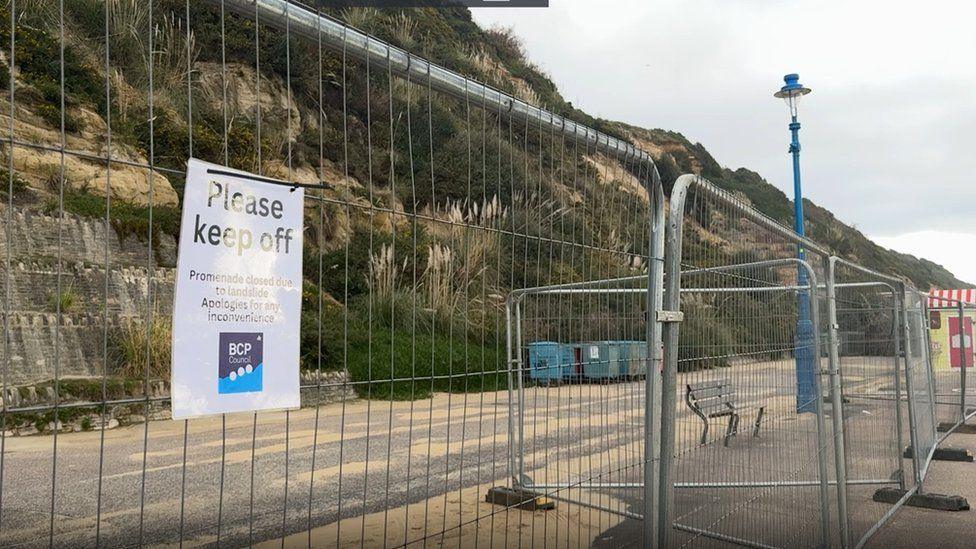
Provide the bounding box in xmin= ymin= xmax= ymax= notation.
xmin=658 ymin=175 xmax=968 ymax=549
xmin=0 ymin=1 xmax=968 ymax=548
xmin=670 ymin=261 xmax=831 ymax=548
xmin=504 ymin=277 xmax=653 ymax=542
xmin=660 ymin=175 xmax=834 ymax=548
xmin=0 ymin=0 xmax=665 ymax=546
xmin=824 ymin=258 xmax=906 ymax=548
xmin=900 ymin=290 xmax=938 ymax=489
xmin=925 ymin=292 xmax=976 ymax=438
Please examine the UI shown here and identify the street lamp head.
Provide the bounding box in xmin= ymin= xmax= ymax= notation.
xmin=774 ymin=73 xmax=811 ymax=117
xmin=773 ymin=73 xmax=811 ymax=99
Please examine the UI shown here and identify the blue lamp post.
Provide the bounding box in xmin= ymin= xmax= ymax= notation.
xmin=774 ymin=73 xmax=816 ymax=413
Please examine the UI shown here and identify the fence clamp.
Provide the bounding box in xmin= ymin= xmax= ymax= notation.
xmin=656 ymin=310 xmax=684 ymax=323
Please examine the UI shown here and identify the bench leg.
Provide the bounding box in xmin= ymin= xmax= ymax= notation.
xmin=753 ymin=406 xmax=765 ymax=437
xmin=724 ymin=414 xmax=738 ymax=447
xmin=700 ymin=420 xmax=709 ymax=446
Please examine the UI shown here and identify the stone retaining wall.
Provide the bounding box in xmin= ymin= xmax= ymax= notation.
xmin=1 ymin=370 xmax=357 ymax=436
xmin=0 ymin=203 xmax=175 ymax=384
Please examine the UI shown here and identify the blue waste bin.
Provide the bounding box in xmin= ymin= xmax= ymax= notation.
xmin=527 ymin=342 xmax=574 ymax=382
xmin=582 ymin=341 xmax=626 ymax=380
xmin=564 ymin=343 xmax=586 ymax=381
xmin=619 ymin=340 xmax=648 ymax=378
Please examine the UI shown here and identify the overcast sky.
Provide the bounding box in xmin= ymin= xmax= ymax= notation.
xmin=470 ymin=0 xmax=976 ymax=285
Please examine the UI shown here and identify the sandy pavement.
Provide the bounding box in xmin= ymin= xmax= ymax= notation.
xmin=0 ymin=356 xmax=919 ymax=548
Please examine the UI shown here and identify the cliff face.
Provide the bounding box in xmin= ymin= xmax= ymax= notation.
xmin=0 ymin=202 xmax=175 ymax=384
xmin=0 ymin=2 xmax=963 ymax=390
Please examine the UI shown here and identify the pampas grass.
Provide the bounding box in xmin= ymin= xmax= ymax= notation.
xmin=112 ymin=315 xmax=171 ymax=380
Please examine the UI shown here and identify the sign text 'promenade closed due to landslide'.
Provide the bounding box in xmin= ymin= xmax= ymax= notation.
xmin=171 ymin=158 xmax=305 ymax=419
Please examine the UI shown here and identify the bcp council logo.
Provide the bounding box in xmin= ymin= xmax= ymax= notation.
xmin=218 ymin=332 xmax=264 ymax=394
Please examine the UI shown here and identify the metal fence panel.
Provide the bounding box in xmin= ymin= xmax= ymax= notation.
xmin=903 ymin=290 xmax=938 ymax=486
xmin=826 ymin=258 xmax=907 ymax=548
xmin=506 ymin=279 xmax=653 ymax=542
xmin=661 ymin=175 xmax=833 ymax=548
xmin=0 ymin=0 xmax=664 ymax=546
xmin=0 ymin=1 xmax=966 ymax=548
xmin=926 ymin=294 xmax=976 ymax=438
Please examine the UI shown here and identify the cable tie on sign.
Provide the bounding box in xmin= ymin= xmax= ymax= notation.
xmin=206 ymin=168 xmax=329 ymax=193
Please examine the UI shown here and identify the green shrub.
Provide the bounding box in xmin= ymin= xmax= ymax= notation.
xmin=58 ymin=188 xmax=181 ymax=239
xmin=343 ymin=323 xmax=504 ymax=400
xmin=0 ymin=165 xmax=30 ymax=199
xmin=299 ymin=282 xmax=347 ymax=371
xmin=35 ymin=103 xmax=81 ymax=133
xmin=55 ymin=377 xmax=142 ymax=401
xmin=0 ymin=5 xmax=106 ymax=114
xmin=678 ymin=312 xmax=735 ymax=372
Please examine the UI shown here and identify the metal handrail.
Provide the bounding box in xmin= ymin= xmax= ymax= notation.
xmin=218 ymin=0 xmax=661 ymax=174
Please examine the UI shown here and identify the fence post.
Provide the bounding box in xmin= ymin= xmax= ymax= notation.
xmin=825 ymin=256 xmax=851 ymax=548
xmin=801 ymin=262 xmax=832 ymax=548
xmin=642 ymin=167 xmax=666 ymax=549
xmin=514 ymin=299 xmax=526 ymax=484
xmin=957 ymin=302 xmax=968 ymax=423
xmin=658 ymin=174 xmax=696 ymax=548
xmin=963 ymin=304 xmax=969 ymax=422
xmin=892 ymin=291 xmax=907 ymax=491
xmin=922 ymin=295 xmax=939 ymax=449
xmin=899 ymin=287 xmax=925 ymax=491
xmin=505 ymin=297 xmax=518 ymax=484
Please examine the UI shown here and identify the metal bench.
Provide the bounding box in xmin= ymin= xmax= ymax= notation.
xmin=685 ymin=380 xmax=765 ymax=447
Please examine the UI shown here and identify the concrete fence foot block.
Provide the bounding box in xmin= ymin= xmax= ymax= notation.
xmin=873 ymin=487 xmax=970 ymax=511
xmin=934 ymin=447 xmax=974 ymax=462
xmin=903 ymin=446 xmax=974 ymax=461
xmin=946 ymin=423 xmax=976 ymax=435
xmin=935 ymin=422 xmax=976 ymax=433
xmin=486 ymin=486 xmax=555 ymax=511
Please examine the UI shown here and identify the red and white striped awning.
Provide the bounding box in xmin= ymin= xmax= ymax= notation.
xmin=928 ymin=289 xmax=976 ymax=309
